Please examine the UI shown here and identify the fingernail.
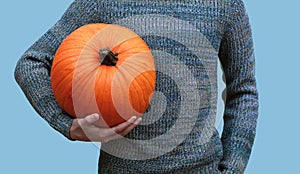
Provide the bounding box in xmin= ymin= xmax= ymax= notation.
xmin=137 ymin=118 xmax=142 ymax=123
xmin=129 ymin=116 xmax=137 ymax=122
xmin=93 ymin=113 xmax=99 ymax=119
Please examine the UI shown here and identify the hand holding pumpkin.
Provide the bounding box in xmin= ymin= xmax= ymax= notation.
xmin=70 ymin=113 xmax=142 ymax=142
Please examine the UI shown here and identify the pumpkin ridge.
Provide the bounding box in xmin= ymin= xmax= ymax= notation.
xmin=133 ymin=71 xmax=155 ymax=114
xmin=110 ymin=68 xmax=127 ymax=122
xmin=129 ymin=77 xmax=145 ymax=114
xmin=51 ymin=67 xmax=74 ymax=93
xmin=72 ymin=65 xmax=99 ymax=117
xmin=124 ymin=55 xmax=155 ymax=112
xmin=112 ymin=37 xmax=150 ymax=59
xmin=60 ymin=83 xmax=73 ymax=115
xmin=118 ymin=60 xmax=147 ymax=113
xmin=130 ymin=70 xmax=155 ymax=112
xmin=51 ymin=54 xmax=78 ymax=70
xmin=109 ymin=63 xmax=131 ymax=118
xmin=91 ymin=24 xmax=138 ymax=53
xmin=112 ymin=36 xmax=140 ymax=53
xmin=94 ymin=67 xmax=105 ymax=118
xmin=97 ymin=66 xmax=109 ymax=118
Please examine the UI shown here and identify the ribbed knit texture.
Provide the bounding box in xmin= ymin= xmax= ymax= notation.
xmin=14 ymin=0 xmax=258 ymax=173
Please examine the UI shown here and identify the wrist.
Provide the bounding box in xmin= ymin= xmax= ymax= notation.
xmin=69 ymin=119 xmax=79 ymax=140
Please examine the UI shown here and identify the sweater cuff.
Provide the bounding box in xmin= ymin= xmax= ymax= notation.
xmin=218 ymin=145 xmax=249 ymax=174
xmin=221 ymin=169 xmax=236 ymax=174
xmin=219 ymin=126 xmax=256 ymax=173
xmin=50 ymin=112 xmax=74 ymax=140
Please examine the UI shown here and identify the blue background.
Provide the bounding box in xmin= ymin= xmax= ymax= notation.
xmin=1 ymin=0 xmax=299 ymax=173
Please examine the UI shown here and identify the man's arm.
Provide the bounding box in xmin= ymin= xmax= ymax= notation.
xmin=218 ymin=1 xmax=259 ymax=173
xmin=14 ymin=0 xmax=101 ymax=139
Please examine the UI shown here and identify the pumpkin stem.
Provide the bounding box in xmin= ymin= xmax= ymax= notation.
xmin=99 ymin=48 xmax=118 ymax=66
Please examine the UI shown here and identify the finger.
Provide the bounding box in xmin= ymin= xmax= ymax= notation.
xmin=83 ymin=113 xmax=99 ymax=125
xmin=100 ymin=116 xmax=139 ymax=142
xmin=109 ymin=117 xmax=142 ymax=141
xmin=119 ymin=117 xmax=142 ymax=137
xmin=112 ymin=116 xmax=137 ymax=134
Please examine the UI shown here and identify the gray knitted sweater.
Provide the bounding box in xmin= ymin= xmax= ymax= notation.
xmin=14 ymin=0 xmax=258 ymax=173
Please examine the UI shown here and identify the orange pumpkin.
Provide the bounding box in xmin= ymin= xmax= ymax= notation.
xmin=50 ymin=23 xmax=156 ymax=127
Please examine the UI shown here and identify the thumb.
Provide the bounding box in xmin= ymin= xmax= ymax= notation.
xmin=85 ymin=113 xmax=99 ymax=124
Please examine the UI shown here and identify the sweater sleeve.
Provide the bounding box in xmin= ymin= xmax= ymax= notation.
xmin=218 ymin=1 xmax=259 ymax=173
xmin=14 ymin=0 xmax=100 ymax=140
